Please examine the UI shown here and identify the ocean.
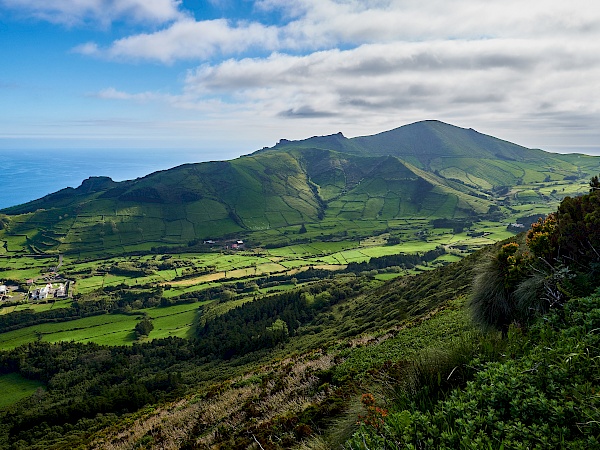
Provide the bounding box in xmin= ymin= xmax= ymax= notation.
xmin=0 ymin=149 xmax=232 ymax=209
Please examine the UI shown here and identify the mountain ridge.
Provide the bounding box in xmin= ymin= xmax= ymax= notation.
xmin=1 ymin=120 xmax=598 ymax=255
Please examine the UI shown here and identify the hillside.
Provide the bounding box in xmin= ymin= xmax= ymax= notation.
xmin=1 ymin=120 xmax=598 ymax=256
xmin=0 ymin=240 xmax=487 ymax=449
xmin=272 ymin=120 xmax=597 ymax=188
xmin=1 ymin=175 xmax=599 ymax=449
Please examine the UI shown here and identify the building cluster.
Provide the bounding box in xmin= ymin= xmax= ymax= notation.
xmin=0 ymin=284 xmax=8 ymax=301
xmin=31 ymin=282 xmax=67 ymax=300
xmin=0 ymin=284 xmax=22 ymax=302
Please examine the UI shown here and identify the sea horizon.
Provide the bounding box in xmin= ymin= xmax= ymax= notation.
xmin=0 ymin=148 xmax=237 ymax=210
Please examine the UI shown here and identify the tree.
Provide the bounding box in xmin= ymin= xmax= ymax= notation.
xmin=134 ymin=317 xmax=154 ymax=339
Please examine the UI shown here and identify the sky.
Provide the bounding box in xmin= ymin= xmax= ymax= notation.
xmin=1 ymin=0 xmax=599 ymax=159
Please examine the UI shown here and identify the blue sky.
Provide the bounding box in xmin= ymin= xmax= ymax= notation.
xmin=1 ymin=0 xmax=599 ymax=159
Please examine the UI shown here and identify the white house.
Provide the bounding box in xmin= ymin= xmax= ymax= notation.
xmin=55 ymin=283 xmax=66 ymax=298
xmin=32 ymin=283 xmax=53 ymax=300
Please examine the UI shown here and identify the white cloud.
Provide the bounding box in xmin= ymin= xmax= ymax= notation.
xmin=81 ymin=0 xmax=600 ymax=151
xmin=0 ymin=0 xmax=184 ymax=26
xmin=257 ymin=0 xmax=599 ymax=45
xmin=89 ymin=18 xmax=280 ymax=63
xmin=162 ymin=33 xmax=599 ymax=150
xmin=75 ymin=0 xmax=600 ymax=64
xmin=94 ymin=87 xmax=164 ymax=102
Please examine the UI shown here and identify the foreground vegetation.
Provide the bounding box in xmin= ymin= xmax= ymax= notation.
xmin=347 ymin=294 xmax=600 ymax=449
xmin=346 ymin=178 xmax=600 ymax=449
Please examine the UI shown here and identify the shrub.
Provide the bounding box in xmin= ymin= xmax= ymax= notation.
xmin=346 ymin=294 xmax=600 ymax=450
xmin=468 ymin=242 xmax=530 ymax=332
xmin=134 ymin=317 xmax=154 ymax=338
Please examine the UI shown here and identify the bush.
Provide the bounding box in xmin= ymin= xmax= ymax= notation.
xmin=134 ymin=317 xmax=154 ymax=338
xmin=468 ymin=242 xmax=530 ymax=332
xmin=346 ymin=294 xmax=600 ymax=449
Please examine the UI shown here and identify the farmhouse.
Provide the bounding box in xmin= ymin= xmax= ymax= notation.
xmin=32 ymin=283 xmax=53 ymax=300
xmin=54 ymin=283 xmax=66 ymax=298
xmin=0 ymin=285 xmax=7 ymax=300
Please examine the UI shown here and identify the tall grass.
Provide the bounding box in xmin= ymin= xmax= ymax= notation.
xmin=383 ymin=331 xmax=505 ymax=413
xmin=468 ymin=256 xmax=515 ymax=332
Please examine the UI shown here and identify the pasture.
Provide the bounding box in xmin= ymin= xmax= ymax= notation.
xmin=1 ymin=214 xmax=530 ymax=305
xmin=0 ymin=301 xmax=210 ymax=350
xmin=0 ymin=373 xmax=44 ymax=408
xmin=0 ymin=192 xmax=570 ymax=352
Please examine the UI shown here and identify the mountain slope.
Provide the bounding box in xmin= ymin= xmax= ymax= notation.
xmin=273 ymin=120 xmax=592 ymax=189
xmin=1 ymin=120 xmax=598 ymax=255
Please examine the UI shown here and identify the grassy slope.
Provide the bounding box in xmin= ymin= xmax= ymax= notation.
xmin=1 ymin=121 xmax=597 ymax=256
xmin=0 ymin=239 xmax=491 ymax=449
xmin=346 ymin=294 xmax=600 ymax=449
xmin=3 ymin=226 xmax=595 ymax=448
xmin=83 ymin=248 xmax=487 ymax=449
xmin=0 ymin=373 xmax=44 ymax=409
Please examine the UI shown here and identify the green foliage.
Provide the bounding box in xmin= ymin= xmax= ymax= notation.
xmin=471 ymin=176 xmax=600 ymax=332
xmin=196 ymin=279 xmax=359 ymax=359
xmin=468 ymin=241 xmax=533 ymax=332
xmin=495 ymin=242 xmax=530 ymax=289
xmin=134 ymin=317 xmax=154 ymax=338
xmin=0 ymin=339 xmax=188 ymax=445
xmin=528 ymin=178 xmax=600 ymax=277
xmin=346 ymin=293 xmax=600 ymax=449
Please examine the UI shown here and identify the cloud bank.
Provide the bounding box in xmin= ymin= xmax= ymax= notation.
xmin=89 ymin=2 xmax=600 ymax=115
xmin=1 ymin=0 xmax=184 ymax=26
xmin=5 ymin=0 xmax=600 ymax=151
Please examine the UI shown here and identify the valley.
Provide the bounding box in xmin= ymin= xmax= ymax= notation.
xmin=0 ymin=121 xmax=599 ymax=449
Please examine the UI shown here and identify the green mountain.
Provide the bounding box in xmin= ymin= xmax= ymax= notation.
xmin=270 ymin=120 xmax=596 ymax=188
xmin=1 ymin=158 xmax=600 ymax=449
xmin=1 ymin=120 xmax=598 ymax=255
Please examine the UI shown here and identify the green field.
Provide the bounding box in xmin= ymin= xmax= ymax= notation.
xmin=0 ymin=213 xmax=550 ymax=315
xmin=0 ymin=301 xmax=210 ymax=350
xmin=0 ymin=299 xmax=71 ymax=315
xmin=0 ymin=373 xmax=44 ymax=408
